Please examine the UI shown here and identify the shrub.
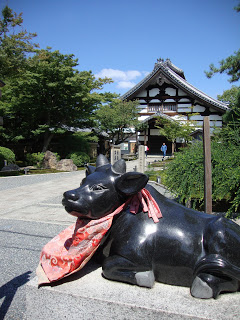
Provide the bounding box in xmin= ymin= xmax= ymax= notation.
xmin=66 ymin=151 xmax=90 ymax=167
xmin=25 ymin=152 xmax=45 ymax=167
xmin=164 ymin=139 xmax=240 ymax=217
xmin=164 ymin=141 xmax=204 ymax=209
xmin=0 ymin=146 xmax=16 ymax=169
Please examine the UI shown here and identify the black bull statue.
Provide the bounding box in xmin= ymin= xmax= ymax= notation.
xmin=62 ymin=155 xmax=240 ymax=299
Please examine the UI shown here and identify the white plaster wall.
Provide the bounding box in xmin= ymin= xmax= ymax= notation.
xmin=165 ymin=98 xmax=175 ymax=102
xmin=149 ymin=88 xmax=159 ymax=96
xmin=165 ymin=88 xmax=176 ymax=96
xmin=136 ymin=90 xmax=147 ymax=97
xmin=209 ymin=114 xmax=222 ymax=121
xmin=150 ymin=99 xmax=160 ymax=103
xmin=210 ymin=121 xmax=222 ymax=127
xmin=195 ymin=120 xmax=203 ymax=127
xmin=193 ymin=105 xmax=205 ymax=112
xmin=179 ymin=98 xmax=191 ymax=102
xmin=178 ymin=89 xmax=186 ymax=96
xmin=178 ymin=104 xmax=192 ymax=112
xmin=190 ymin=115 xmax=204 ymax=121
xmin=138 ymin=99 xmax=146 ymax=103
xmin=139 ymin=107 xmax=148 ymax=113
xmin=150 ymin=129 xmax=160 ymax=135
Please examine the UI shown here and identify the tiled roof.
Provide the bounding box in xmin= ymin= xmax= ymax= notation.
xmin=121 ymin=59 xmax=228 ymax=112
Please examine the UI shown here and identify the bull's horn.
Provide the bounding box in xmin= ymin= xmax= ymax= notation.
xmin=96 ymin=154 xmax=109 ymax=168
xmin=112 ymin=159 xmax=126 ymax=174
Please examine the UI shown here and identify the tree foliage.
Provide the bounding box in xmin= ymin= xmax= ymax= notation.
xmin=155 ymin=116 xmax=196 ymax=152
xmin=0 ymin=6 xmax=38 ymax=79
xmin=95 ymin=99 xmax=142 ymax=145
xmin=0 ymin=48 xmax=113 ymax=152
xmin=164 ymin=138 xmax=240 ymax=217
xmin=217 ymin=86 xmax=240 ymax=124
xmin=205 ymin=50 xmax=240 ymax=83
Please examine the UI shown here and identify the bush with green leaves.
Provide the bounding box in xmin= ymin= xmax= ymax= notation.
xmin=0 ymin=146 xmax=16 ymax=169
xmin=25 ymin=152 xmax=45 ymax=167
xmin=164 ymin=139 xmax=240 ymax=217
xmin=25 ymin=152 xmax=60 ymax=168
xmin=66 ymin=151 xmax=90 ymax=167
xmin=164 ymin=141 xmax=204 ymax=208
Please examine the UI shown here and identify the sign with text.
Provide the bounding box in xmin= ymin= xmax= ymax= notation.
xmin=138 ymin=145 xmax=145 ymax=173
xmin=111 ymin=146 xmax=121 ymax=165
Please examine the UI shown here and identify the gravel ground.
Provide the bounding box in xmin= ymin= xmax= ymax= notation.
xmin=0 ymin=170 xmax=82 ymax=191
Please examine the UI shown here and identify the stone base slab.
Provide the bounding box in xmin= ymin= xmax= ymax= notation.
xmin=26 ymin=262 xmax=240 ymax=320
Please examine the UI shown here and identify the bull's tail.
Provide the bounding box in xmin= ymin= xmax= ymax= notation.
xmin=194 ymin=254 xmax=240 ymax=281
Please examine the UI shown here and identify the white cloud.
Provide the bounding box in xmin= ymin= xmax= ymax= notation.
xmin=95 ymin=68 xmax=142 ymax=81
xmin=117 ymin=81 xmax=136 ymax=89
xmin=95 ymin=68 xmax=150 ymax=93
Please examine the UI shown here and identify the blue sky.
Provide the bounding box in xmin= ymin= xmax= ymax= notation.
xmin=1 ymin=0 xmax=239 ymax=99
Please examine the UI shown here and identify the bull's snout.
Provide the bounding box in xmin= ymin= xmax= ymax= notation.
xmin=63 ymin=190 xmax=79 ymax=201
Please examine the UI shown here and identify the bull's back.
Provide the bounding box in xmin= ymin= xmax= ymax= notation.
xmin=107 ymin=185 xmax=217 ymax=286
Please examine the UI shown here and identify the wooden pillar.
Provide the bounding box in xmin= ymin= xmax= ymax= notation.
xmin=203 ymin=117 xmax=212 ymax=214
xmin=144 ymin=129 xmax=146 ymax=146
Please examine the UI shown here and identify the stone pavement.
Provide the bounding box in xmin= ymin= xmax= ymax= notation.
xmin=0 ymin=157 xmax=162 ymax=225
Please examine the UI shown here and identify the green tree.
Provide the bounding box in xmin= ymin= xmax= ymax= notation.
xmin=205 ymin=50 xmax=240 ymax=83
xmin=0 ymin=6 xmax=38 ymax=80
xmin=164 ymin=140 xmax=240 ymax=217
xmin=95 ymin=99 xmax=142 ymax=145
xmin=155 ymin=116 xmax=196 ymax=154
xmin=217 ymin=86 xmax=240 ymax=124
xmin=0 ymin=48 xmax=113 ymax=152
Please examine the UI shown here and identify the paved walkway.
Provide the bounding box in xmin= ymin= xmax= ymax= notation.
xmin=0 ymin=157 xmax=164 ymax=225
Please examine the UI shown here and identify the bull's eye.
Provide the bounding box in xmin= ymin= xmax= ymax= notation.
xmin=90 ymin=184 xmax=107 ymax=191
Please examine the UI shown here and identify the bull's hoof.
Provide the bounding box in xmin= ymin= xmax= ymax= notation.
xmin=191 ymin=276 xmax=213 ymax=299
xmin=135 ymin=270 xmax=155 ymax=288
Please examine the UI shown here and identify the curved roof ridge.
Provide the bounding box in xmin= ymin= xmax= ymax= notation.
xmin=165 ymin=59 xmax=185 ymax=79
xmin=161 ymin=64 xmax=228 ymax=110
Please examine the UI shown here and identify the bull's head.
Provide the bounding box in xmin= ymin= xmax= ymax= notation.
xmin=62 ymin=154 xmax=148 ymax=220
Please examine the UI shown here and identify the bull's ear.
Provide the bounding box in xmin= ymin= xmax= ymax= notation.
xmin=115 ymin=172 xmax=149 ymax=196
xmin=86 ymin=165 xmax=96 ymax=176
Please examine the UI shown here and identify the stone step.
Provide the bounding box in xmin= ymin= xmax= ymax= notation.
xmin=26 ymin=262 xmax=240 ymax=320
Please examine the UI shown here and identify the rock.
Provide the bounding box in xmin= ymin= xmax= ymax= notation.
xmin=56 ymin=159 xmax=77 ymax=172
xmin=1 ymin=163 xmax=20 ymax=172
xmin=43 ymin=151 xmax=58 ymax=169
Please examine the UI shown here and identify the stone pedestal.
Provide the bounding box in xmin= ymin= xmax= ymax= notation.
xmin=26 ymin=262 xmax=240 ymax=320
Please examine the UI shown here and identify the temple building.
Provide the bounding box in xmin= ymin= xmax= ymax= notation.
xmin=121 ymin=59 xmax=228 ymax=155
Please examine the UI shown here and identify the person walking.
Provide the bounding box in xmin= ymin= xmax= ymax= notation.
xmin=145 ymin=145 xmax=149 ymax=158
xmin=161 ymin=142 xmax=167 ymax=160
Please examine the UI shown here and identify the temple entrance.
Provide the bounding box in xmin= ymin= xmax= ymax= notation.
xmin=147 ymin=135 xmax=171 ymax=155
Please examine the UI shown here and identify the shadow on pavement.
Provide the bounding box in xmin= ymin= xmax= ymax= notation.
xmin=0 ymin=271 xmax=31 ymax=320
